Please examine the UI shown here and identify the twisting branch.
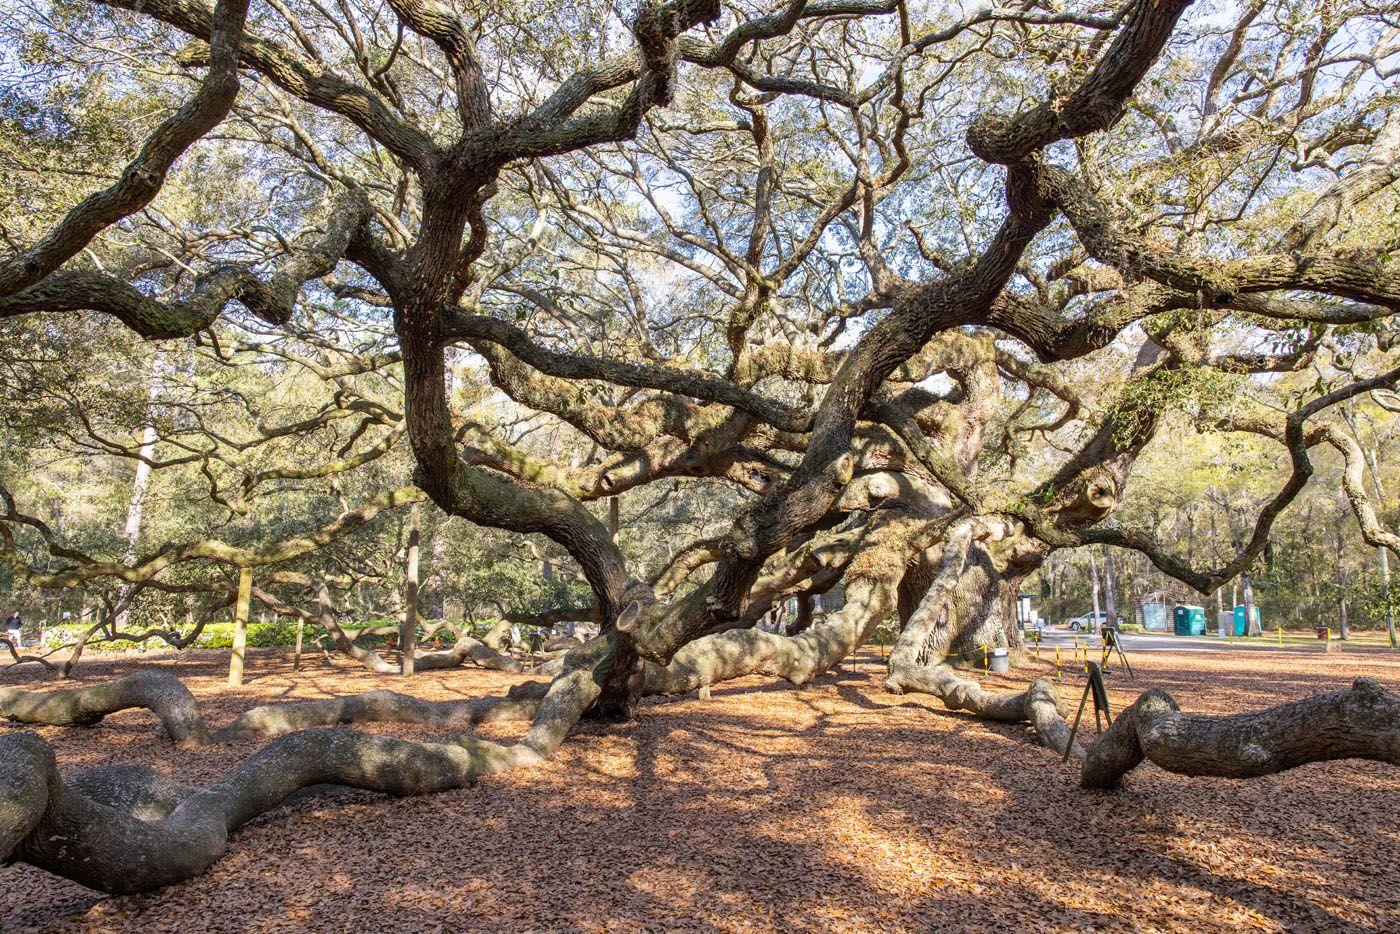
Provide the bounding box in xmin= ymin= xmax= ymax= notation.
xmin=1080 ymin=364 xmax=1400 ymax=591
xmin=100 ymin=0 xmax=440 ymax=170
xmin=0 ymin=189 xmax=371 ymax=339
xmin=0 ymin=670 xmax=547 ymax=746
xmin=0 ymin=0 xmax=250 ymax=298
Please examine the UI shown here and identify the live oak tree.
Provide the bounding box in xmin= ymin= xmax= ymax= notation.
xmin=2 ymin=0 xmax=1400 ymax=894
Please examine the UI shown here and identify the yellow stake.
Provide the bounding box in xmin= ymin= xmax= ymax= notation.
xmin=1278 ymin=624 xmax=1283 ymax=647
xmin=1055 ymin=646 xmax=1062 ymax=680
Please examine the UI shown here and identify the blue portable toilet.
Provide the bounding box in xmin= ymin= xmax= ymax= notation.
xmin=1141 ymin=603 xmax=1169 ymax=632
xmin=1233 ymin=605 xmax=1258 ymax=636
xmin=1173 ymin=604 xmax=1206 ymax=636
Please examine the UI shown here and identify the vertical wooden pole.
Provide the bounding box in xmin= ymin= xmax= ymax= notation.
xmin=228 ymin=567 xmax=252 ymax=687
xmin=293 ymin=616 xmax=304 ymax=671
xmin=401 ymin=502 xmax=420 ymax=677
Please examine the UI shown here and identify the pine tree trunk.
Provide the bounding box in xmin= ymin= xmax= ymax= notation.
xmin=1335 ymin=521 xmax=1350 ymax=640
xmin=1243 ymin=571 xmax=1260 ymax=637
xmin=1102 ymin=546 xmax=1119 ymax=629
xmin=1089 ymin=548 xmax=1102 ymax=633
xmin=401 ymin=503 xmax=420 ymax=677
xmin=114 ymin=352 xmax=164 ymax=629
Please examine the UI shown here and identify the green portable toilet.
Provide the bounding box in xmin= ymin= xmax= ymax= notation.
xmin=1233 ymin=605 xmax=1258 ymax=636
xmin=1173 ymin=604 xmax=1206 ymax=635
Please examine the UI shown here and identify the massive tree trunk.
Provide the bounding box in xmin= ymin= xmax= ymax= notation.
xmin=889 ymin=521 xmax=1038 ymax=667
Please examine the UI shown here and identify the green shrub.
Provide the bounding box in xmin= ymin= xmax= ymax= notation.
xmin=33 ymin=617 xmax=494 ymax=654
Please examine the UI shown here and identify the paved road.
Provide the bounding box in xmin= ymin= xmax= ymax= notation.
xmin=1026 ymin=627 xmax=1330 ymax=653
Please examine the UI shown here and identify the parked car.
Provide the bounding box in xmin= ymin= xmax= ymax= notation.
xmin=1065 ymin=611 xmax=1124 ymax=632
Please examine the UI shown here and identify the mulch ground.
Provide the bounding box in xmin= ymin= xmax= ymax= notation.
xmin=2 ymin=643 xmax=1398 ymax=933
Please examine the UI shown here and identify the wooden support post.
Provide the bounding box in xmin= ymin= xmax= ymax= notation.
xmin=293 ymin=616 xmax=304 ymax=671
xmin=228 ymin=567 xmax=252 ymax=687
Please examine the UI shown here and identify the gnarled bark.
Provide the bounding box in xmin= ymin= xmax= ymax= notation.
xmin=0 ymin=727 xmax=537 ymax=893
xmin=0 ymin=644 xmax=608 ymax=893
xmin=888 ymin=663 xmax=1079 ymax=757
xmin=644 ymin=514 xmax=925 ymax=694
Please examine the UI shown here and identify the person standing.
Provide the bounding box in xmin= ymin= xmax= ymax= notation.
xmin=4 ymin=611 xmax=22 ymax=648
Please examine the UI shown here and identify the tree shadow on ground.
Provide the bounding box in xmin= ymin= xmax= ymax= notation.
xmin=2 ymin=649 xmax=1397 ymax=932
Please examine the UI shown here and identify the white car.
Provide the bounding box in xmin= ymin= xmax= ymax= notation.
xmin=1066 ymin=611 xmax=1122 ymax=632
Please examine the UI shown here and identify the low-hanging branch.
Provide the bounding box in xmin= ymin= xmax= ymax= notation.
xmin=0 ymin=669 xmax=549 ymax=745
xmin=0 ymin=485 xmax=425 ymax=588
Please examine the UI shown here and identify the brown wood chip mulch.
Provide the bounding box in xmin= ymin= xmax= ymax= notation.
xmin=2 ymin=645 xmax=1397 ymax=933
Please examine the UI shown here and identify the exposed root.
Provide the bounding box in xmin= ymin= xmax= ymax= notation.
xmin=0 ymin=670 xmax=546 ymax=744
